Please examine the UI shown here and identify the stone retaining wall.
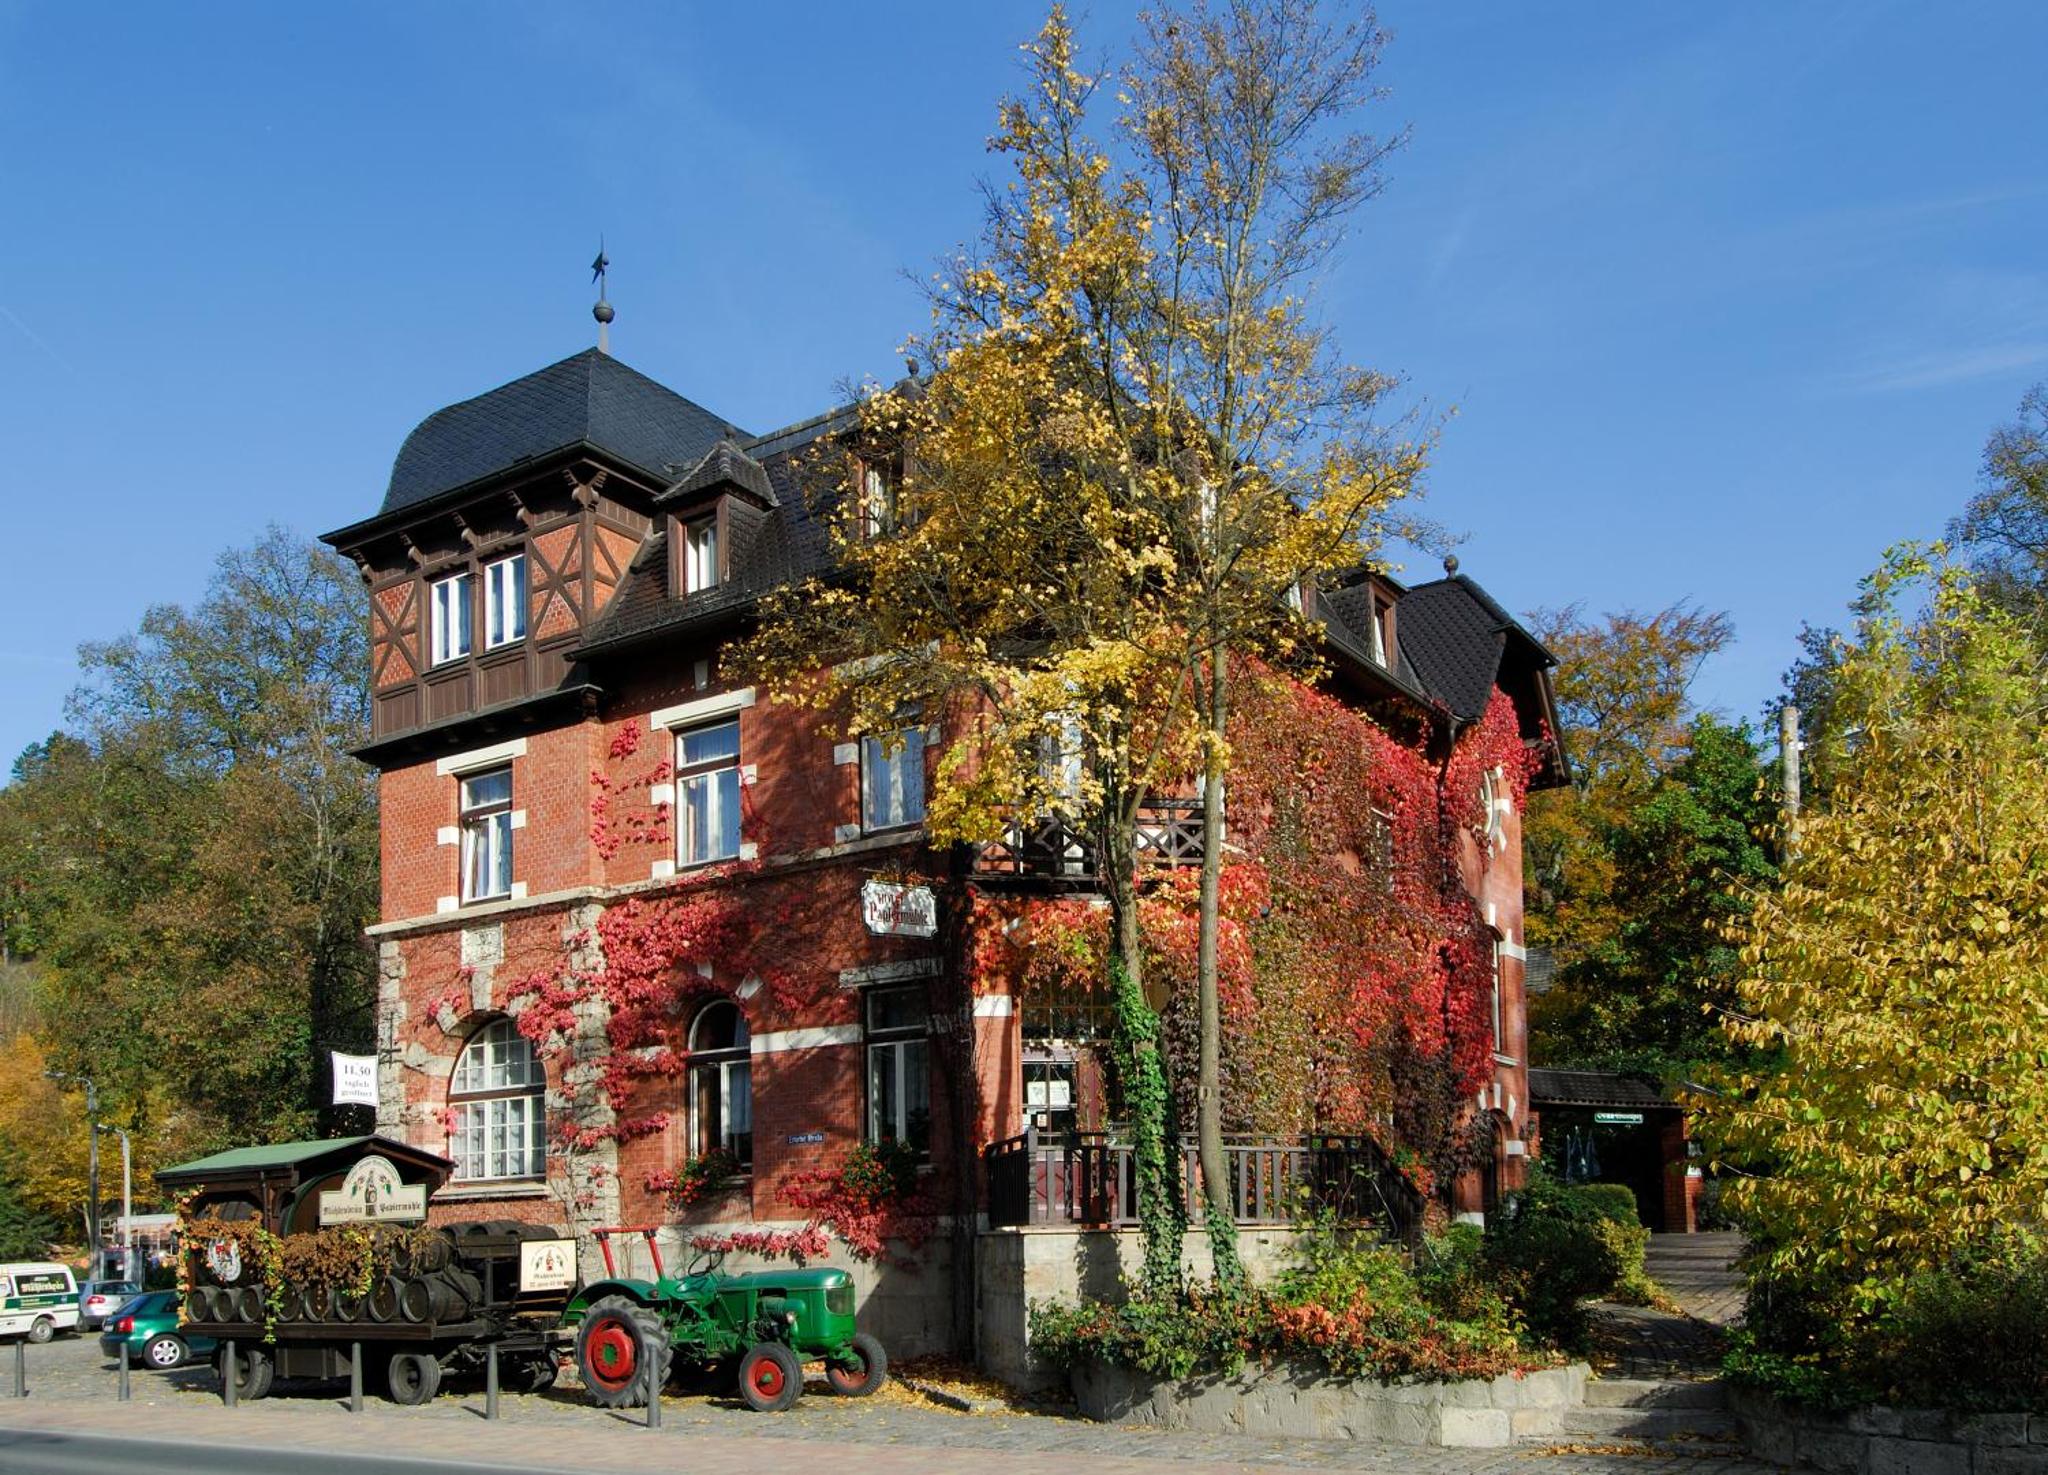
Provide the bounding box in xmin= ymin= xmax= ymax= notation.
xmin=1072 ymin=1358 xmax=1588 ymax=1448
xmin=1732 ymin=1387 xmax=2048 ymax=1472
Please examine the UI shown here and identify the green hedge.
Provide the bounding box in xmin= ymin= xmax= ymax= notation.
xmin=1482 ymin=1172 xmax=1639 ymax=1345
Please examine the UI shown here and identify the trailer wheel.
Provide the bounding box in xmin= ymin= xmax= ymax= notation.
xmin=576 ymin=1295 xmax=670 ymax=1407
xmin=386 ymin=1350 xmax=443 ymax=1406
xmin=218 ymin=1344 xmax=274 ymax=1402
xmin=825 ymin=1333 xmax=888 ymax=1397
xmin=738 ymin=1342 xmax=802 ymax=1413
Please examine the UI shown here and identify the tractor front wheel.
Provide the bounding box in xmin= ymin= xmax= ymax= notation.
xmin=825 ymin=1332 xmax=888 ymax=1397
xmin=737 ymin=1342 xmax=802 ymax=1413
xmin=576 ymin=1295 xmax=672 ymax=1408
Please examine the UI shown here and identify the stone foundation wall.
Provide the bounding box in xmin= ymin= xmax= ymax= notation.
xmin=1732 ymin=1387 xmax=2048 ymax=1473
xmin=975 ymin=1225 xmax=1307 ymax=1390
xmin=1074 ymin=1358 xmax=1588 ymax=1448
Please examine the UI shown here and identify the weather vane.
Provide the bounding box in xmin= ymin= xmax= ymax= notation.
xmin=591 ymin=241 xmax=614 ymax=354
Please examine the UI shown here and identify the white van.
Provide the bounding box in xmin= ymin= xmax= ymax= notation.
xmin=0 ymin=1263 xmax=79 ymax=1342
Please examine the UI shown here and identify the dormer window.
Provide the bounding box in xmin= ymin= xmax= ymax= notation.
xmin=683 ymin=516 xmax=720 ymax=594
xmin=483 ymin=554 xmax=527 ymax=649
xmin=430 ymin=572 xmax=472 ymax=667
xmin=1368 ymin=598 xmax=1386 ymax=665
xmin=859 ymin=463 xmax=898 ymax=539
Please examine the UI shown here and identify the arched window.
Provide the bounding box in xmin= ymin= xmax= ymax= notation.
xmin=449 ymin=1018 xmax=545 ymax=1182
xmin=689 ymin=1001 xmax=753 ymax=1168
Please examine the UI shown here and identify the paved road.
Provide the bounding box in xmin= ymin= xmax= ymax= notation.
xmin=0 ymin=1328 xmax=1779 ymax=1474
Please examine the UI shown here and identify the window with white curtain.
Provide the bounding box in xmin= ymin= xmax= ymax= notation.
xmin=861 ymin=729 xmax=926 ymax=832
xmin=449 ymin=1018 xmax=545 ymax=1181
xmin=866 ymin=985 xmax=930 ymax=1154
xmin=676 ymin=719 xmax=741 ymax=866
xmin=483 ymin=554 xmax=527 ymax=648
xmin=683 ymin=517 xmax=719 ymax=594
xmin=430 ymin=572 xmax=472 ymax=666
xmin=459 ymin=767 xmax=513 ymax=902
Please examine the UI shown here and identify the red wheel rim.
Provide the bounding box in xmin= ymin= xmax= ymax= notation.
xmin=751 ymin=1358 xmax=785 ymax=1397
xmin=587 ymin=1319 xmax=638 ymax=1391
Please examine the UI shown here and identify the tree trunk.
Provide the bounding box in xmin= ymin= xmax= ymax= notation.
xmin=1195 ymin=646 xmax=1243 ymax=1288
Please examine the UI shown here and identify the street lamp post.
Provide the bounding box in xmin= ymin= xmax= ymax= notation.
xmin=45 ymin=1071 xmax=100 ymax=1276
xmin=103 ymin=1127 xmax=133 ymax=1279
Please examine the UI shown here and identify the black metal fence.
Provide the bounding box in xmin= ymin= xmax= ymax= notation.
xmin=985 ymin=1128 xmax=1425 ymax=1245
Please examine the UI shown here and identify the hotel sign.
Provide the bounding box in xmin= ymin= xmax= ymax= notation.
xmin=861 ymin=880 xmax=938 ymax=938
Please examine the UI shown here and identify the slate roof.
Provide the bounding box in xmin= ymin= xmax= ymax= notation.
xmin=377 ymin=350 xmax=744 ymax=518
xmin=1318 ymin=579 xmax=1430 ymax=697
xmin=1526 ymin=1069 xmax=1673 ymax=1111
xmin=1395 ymin=575 xmax=1553 ymax=723
xmin=659 ymin=438 xmax=778 ymax=508
xmin=574 ymin=409 xmax=846 ymax=656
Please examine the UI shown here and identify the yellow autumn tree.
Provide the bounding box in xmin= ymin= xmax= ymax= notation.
xmin=744 ymin=4 xmax=1419 ymax=1293
xmin=1695 ymin=546 xmax=2048 ymax=1319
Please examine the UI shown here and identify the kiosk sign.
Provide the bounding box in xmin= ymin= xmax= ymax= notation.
xmin=519 ymin=1239 xmax=577 ymax=1293
xmin=318 ymin=1153 xmax=428 ymax=1225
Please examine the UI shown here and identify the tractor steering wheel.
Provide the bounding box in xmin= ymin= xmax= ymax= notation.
xmin=685 ymin=1247 xmax=727 ymax=1279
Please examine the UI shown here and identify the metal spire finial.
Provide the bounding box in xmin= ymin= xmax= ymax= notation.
xmin=591 ymin=242 xmax=614 ymax=354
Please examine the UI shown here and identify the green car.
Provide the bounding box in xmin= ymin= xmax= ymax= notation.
xmin=98 ymin=1291 xmax=218 ymax=1371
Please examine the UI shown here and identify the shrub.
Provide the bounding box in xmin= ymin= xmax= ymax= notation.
xmin=1872 ymin=1228 xmax=2048 ymax=1413
xmin=1030 ymin=1221 xmax=1536 ymax=1385
xmin=1482 ymin=1172 xmax=1625 ymax=1347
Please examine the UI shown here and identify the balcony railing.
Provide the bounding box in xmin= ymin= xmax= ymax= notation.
xmin=971 ymin=799 xmax=1206 ymax=886
xmin=985 ymin=1128 xmax=1425 ymax=1245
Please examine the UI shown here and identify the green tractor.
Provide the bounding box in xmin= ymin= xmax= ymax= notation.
xmin=564 ymin=1226 xmax=887 ymax=1413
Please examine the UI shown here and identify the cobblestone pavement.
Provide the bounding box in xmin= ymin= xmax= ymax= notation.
xmin=0 ymin=1333 xmax=1781 ymax=1473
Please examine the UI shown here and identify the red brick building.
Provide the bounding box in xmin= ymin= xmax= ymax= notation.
xmin=323 ymin=347 xmax=1567 ymax=1352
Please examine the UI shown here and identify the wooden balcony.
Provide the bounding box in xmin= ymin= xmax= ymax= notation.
xmin=970 ymin=799 xmax=1206 ymax=889
xmin=984 ymin=1129 xmax=1426 ymax=1244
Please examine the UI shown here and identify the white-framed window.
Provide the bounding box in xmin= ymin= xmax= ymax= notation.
xmin=460 ymin=766 xmax=514 ymax=901
xmin=683 ymin=516 xmax=719 ymax=594
xmin=859 ymin=463 xmax=897 ymax=539
xmin=861 ymin=728 xmax=927 ymax=833
xmin=430 ymin=572 xmax=472 ymax=666
xmin=449 ymin=1018 xmax=545 ymax=1182
xmin=1480 ymin=765 xmax=1506 ymax=846
xmin=688 ymin=1000 xmax=753 ymax=1168
xmin=483 ymin=554 xmax=527 ymax=649
xmin=1490 ymin=936 xmax=1505 ymax=1051
xmin=1367 ymin=598 xmax=1387 ymax=665
xmin=866 ymin=985 xmax=930 ymax=1154
xmin=676 ymin=719 xmax=741 ymax=867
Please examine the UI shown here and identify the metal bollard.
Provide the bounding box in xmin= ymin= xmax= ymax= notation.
xmin=644 ymin=1357 xmax=661 ymax=1430
xmin=223 ymin=1340 xmax=237 ymax=1409
xmin=485 ymin=1342 xmax=499 ymax=1421
xmin=118 ymin=1341 xmax=130 ymax=1402
xmin=10 ymin=1339 xmax=23 ymax=1398
xmin=350 ymin=1341 xmax=362 ymax=1414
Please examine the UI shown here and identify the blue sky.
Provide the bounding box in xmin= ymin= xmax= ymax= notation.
xmin=2 ymin=2 xmax=2043 ymax=769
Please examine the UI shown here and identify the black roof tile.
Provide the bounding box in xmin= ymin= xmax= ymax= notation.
xmin=1527 ymin=1068 xmax=1673 ymax=1110
xmin=658 ymin=439 xmax=778 ymax=508
xmin=378 ymin=350 xmax=744 ymax=517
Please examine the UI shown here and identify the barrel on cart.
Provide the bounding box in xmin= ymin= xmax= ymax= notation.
xmin=156 ymin=1135 xmax=576 ymax=1403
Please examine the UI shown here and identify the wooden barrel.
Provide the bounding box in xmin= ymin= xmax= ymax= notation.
xmin=183 ymin=1290 xmax=210 ymax=1323
xmin=273 ymin=1284 xmax=302 ymax=1322
xmin=367 ymin=1276 xmax=401 ymax=1323
xmin=309 ymin=1284 xmax=340 ymax=1321
xmin=397 ymin=1278 xmax=434 ymax=1323
xmin=233 ymin=1286 xmax=263 ymax=1323
xmin=207 ymin=1286 xmax=238 ymax=1322
xmin=411 ymin=1233 xmax=452 ymax=1274
xmin=335 ymin=1287 xmax=365 ymax=1322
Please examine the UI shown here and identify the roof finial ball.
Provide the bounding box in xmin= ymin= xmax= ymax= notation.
xmin=590 ymin=243 xmax=614 ymax=355
xmin=1443 ymin=553 xmax=1460 ymax=576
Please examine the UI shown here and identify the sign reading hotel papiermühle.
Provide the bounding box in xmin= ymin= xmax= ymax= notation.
xmin=861 ymin=879 xmax=938 ymax=938
xmin=317 ymin=1153 xmax=428 ymax=1225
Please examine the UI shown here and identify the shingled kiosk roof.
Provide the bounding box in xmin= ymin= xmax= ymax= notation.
xmin=1526 ymin=1068 xmax=1672 ymax=1111
xmin=379 ymin=349 xmax=744 ymax=517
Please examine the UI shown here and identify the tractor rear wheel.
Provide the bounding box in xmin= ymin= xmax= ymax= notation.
xmin=737 ymin=1342 xmax=802 ymax=1413
xmin=825 ymin=1333 xmax=888 ymax=1397
xmin=576 ymin=1294 xmax=671 ymax=1407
